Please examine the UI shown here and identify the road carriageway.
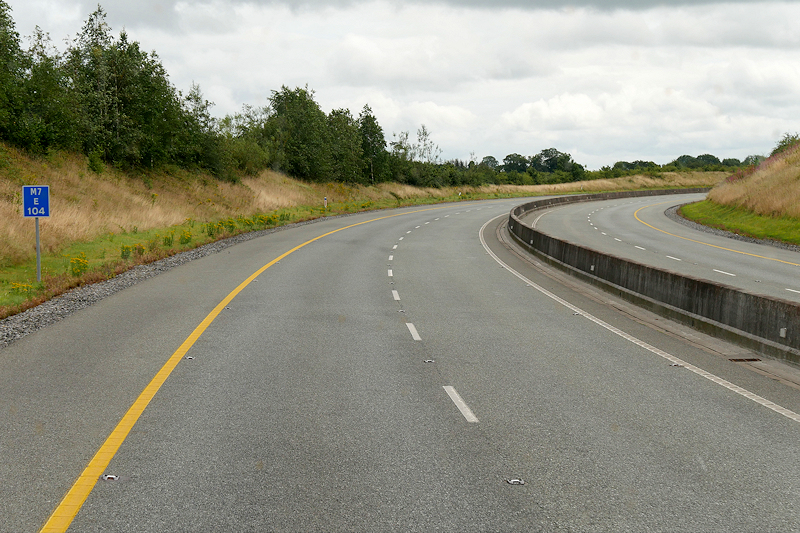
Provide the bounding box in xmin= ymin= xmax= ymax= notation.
xmin=2 ymin=196 xmax=800 ymax=532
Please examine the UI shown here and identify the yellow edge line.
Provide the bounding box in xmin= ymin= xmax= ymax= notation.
xmin=634 ymin=202 xmax=800 ymax=268
xmin=40 ymin=205 xmax=453 ymax=532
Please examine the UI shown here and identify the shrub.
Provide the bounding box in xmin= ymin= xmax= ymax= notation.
xmin=70 ymin=253 xmax=89 ymax=276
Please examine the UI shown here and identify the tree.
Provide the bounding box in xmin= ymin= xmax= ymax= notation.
xmin=17 ymin=27 xmax=80 ymax=153
xmin=65 ymin=6 xmax=115 ymax=159
xmin=390 ymin=130 xmax=413 ymax=161
xmin=413 ymin=124 xmax=441 ymax=164
xmin=328 ymin=108 xmax=362 ymax=183
xmin=267 ymin=85 xmax=332 ymax=181
xmin=771 ymin=132 xmax=800 ymax=157
xmin=502 ymin=153 xmax=528 ymax=173
xmin=0 ymin=0 xmax=24 ymax=143
xmin=358 ymin=105 xmax=388 ymax=183
xmin=696 ymin=154 xmax=721 ymax=166
xmin=480 ymin=156 xmax=499 ymax=170
xmin=743 ymin=154 xmax=766 ymax=166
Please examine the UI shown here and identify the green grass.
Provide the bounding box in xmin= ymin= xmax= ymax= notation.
xmin=680 ymin=200 xmax=800 ymax=246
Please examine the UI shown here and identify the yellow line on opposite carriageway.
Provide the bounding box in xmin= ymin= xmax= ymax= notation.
xmin=633 ymin=202 xmax=800 ymax=268
xmin=40 ymin=204 xmax=454 ymax=533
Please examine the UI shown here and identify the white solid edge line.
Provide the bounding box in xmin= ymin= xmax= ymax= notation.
xmin=392 ymin=290 xmax=400 ymax=301
xmin=406 ymin=322 xmax=422 ymax=341
xmin=443 ymin=386 xmax=479 ymax=423
xmin=479 ymin=214 xmax=800 ymax=425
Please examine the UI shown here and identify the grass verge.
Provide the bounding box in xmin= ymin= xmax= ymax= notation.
xmin=680 ymin=200 xmax=800 ymax=246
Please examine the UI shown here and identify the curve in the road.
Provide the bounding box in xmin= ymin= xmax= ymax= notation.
xmin=40 ymin=204 xmax=458 ymax=533
xmin=633 ymin=201 xmax=800 ymax=267
xmin=484 ymin=213 xmax=800 ymax=425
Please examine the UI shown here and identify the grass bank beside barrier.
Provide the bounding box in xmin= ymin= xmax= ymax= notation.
xmin=680 ymin=200 xmax=800 ymax=247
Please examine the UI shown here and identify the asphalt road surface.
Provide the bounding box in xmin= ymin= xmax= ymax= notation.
xmin=2 ymin=199 xmax=800 ymax=532
xmin=528 ymin=192 xmax=800 ymax=303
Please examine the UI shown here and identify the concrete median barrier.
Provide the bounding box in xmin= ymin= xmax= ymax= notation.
xmin=508 ymin=189 xmax=800 ymax=364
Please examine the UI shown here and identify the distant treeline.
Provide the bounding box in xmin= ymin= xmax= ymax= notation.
xmin=0 ymin=3 xmax=770 ymax=187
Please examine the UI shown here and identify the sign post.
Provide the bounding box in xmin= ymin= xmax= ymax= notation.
xmin=22 ymin=186 xmax=50 ymax=283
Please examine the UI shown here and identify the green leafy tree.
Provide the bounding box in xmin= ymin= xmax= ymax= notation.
xmin=267 ymin=85 xmax=332 ymax=181
xmin=0 ymin=1 xmax=24 ymax=143
xmin=16 ymin=27 xmax=80 ymax=152
xmin=743 ymin=154 xmax=766 ymax=166
xmin=771 ymin=132 xmax=800 ymax=157
xmin=480 ymin=155 xmax=499 ymax=170
xmin=219 ymin=104 xmax=271 ymax=175
xmin=502 ymin=153 xmax=528 ymax=173
xmin=328 ymin=108 xmax=363 ymax=183
xmin=358 ymin=105 xmax=388 ymax=183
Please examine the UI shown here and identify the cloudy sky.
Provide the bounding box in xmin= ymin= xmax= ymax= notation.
xmin=7 ymin=0 xmax=800 ymax=168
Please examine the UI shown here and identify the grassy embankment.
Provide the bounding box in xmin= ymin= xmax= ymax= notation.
xmin=680 ymin=144 xmax=800 ymax=245
xmin=0 ymin=143 xmax=723 ymax=319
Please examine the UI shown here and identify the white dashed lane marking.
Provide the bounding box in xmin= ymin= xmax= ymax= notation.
xmin=443 ymin=386 xmax=479 ymax=423
xmin=713 ymin=269 xmax=736 ymax=277
xmin=406 ymin=323 xmax=422 ymax=341
xmin=392 ymin=290 xmax=400 ymax=301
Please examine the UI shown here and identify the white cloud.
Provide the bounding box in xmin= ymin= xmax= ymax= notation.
xmin=503 ymin=94 xmax=605 ymax=131
xmin=5 ymin=0 xmax=800 ymax=169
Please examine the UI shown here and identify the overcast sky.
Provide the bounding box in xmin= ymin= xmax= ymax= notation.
xmin=7 ymin=0 xmax=800 ymax=168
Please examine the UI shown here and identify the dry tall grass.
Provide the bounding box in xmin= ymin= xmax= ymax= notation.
xmin=0 ymin=141 xmax=722 ymax=267
xmin=708 ymin=145 xmax=800 ymax=218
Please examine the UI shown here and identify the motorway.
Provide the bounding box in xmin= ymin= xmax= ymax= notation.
xmin=528 ymin=192 xmax=800 ymax=304
xmin=2 ymin=198 xmax=800 ymax=532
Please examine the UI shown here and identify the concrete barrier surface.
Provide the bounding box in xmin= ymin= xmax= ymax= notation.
xmin=507 ymin=189 xmax=800 ymax=364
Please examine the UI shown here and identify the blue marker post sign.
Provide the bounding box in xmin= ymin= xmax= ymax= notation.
xmin=23 ymin=185 xmax=50 ymax=282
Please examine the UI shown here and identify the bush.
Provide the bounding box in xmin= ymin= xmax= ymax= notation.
xmin=70 ymin=253 xmax=89 ymax=276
